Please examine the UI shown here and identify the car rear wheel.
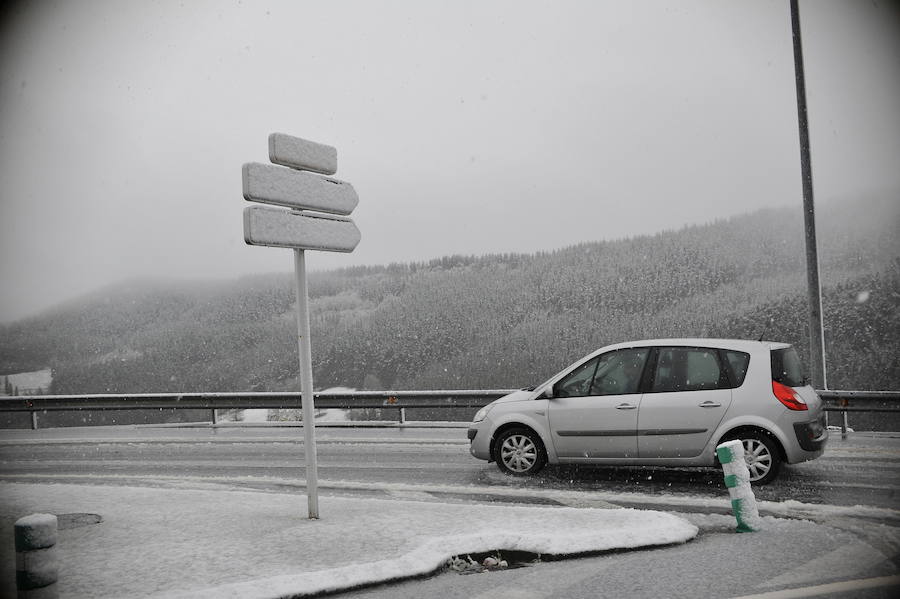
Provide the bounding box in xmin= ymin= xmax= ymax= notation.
xmin=493 ymin=427 xmax=546 ymax=475
xmin=724 ymin=431 xmax=781 ymax=485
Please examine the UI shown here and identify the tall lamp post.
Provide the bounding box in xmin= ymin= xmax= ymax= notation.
xmin=790 ymin=0 xmax=828 ymax=394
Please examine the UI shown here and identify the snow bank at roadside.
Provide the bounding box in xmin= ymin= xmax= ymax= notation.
xmin=0 ymin=483 xmax=697 ymax=599
xmin=167 ymin=506 xmax=697 ymax=599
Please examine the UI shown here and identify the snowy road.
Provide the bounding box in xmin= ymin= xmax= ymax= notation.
xmin=0 ymin=424 xmax=897 ymax=513
xmin=0 ymin=425 xmax=898 ymax=598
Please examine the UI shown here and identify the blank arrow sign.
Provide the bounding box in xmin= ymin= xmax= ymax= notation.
xmin=243 ymin=206 xmax=361 ymax=252
xmin=269 ymin=133 xmax=337 ymax=175
xmin=243 ymin=163 xmax=359 ymax=216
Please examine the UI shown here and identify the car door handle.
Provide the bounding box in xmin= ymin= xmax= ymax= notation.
xmin=616 ymin=403 xmax=637 ymax=410
xmin=699 ymin=401 xmax=722 ymax=408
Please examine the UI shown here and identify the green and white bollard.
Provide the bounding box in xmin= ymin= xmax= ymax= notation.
xmin=716 ymin=440 xmax=762 ymax=533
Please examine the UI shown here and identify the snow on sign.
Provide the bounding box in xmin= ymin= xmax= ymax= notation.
xmin=240 ymin=133 xmax=361 ymax=520
xmin=243 ymin=205 xmax=361 ymax=252
xmin=268 ymin=132 xmax=337 ymax=175
xmin=241 ymin=133 xmax=361 ymax=250
xmin=242 ymin=163 xmax=359 ymax=215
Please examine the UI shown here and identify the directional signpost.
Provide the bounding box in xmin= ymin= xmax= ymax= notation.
xmin=244 ymin=206 xmax=360 ymax=252
xmin=242 ymin=133 xmax=361 ymax=519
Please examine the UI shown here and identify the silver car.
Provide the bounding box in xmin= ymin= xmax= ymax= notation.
xmin=467 ymin=339 xmax=827 ymax=484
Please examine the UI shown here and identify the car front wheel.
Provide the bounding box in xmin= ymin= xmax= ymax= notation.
xmin=493 ymin=427 xmax=547 ymax=475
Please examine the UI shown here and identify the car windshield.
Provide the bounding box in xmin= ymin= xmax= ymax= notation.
xmin=771 ymin=346 xmax=806 ymax=387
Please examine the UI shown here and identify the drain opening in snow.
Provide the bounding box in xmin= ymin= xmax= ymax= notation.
xmin=57 ymin=513 xmax=103 ymax=530
xmin=447 ymin=550 xmax=541 ymax=574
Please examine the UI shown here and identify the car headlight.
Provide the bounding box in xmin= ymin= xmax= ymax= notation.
xmin=473 ymin=404 xmax=494 ymax=423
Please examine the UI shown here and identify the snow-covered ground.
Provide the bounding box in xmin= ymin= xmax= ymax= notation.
xmin=0 ymin=482 xmax=697 ymax=599
xmin=225 ymin=387 xmax=354 ymax=424
xmin=240 ymin=409 xmax=270 ymax=423
xmin=225 ymin=408 xmax=349 ymax=423
xmin=315 ymin=408 xmax=349 ymax=422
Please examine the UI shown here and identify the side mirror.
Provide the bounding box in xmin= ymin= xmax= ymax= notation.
xmin=540 ymin=387 xmax=555 ymax=399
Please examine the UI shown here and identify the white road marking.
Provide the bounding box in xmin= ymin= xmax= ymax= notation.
xmin=759 ymin=541 xmax=890 ymax=589
xmin=730 ymin=575 xmax=900 ymax=599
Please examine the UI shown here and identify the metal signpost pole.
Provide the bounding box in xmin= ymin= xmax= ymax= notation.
xmin=242 ymin=132 xmax=361 ymax=518
xmin=293 ymin=247 xmax=319 ymax=519
xmin=790 ymin=1 xmax=828 ymax=396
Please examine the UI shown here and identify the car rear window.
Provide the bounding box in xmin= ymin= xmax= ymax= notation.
xmin=771 ymin=347 xmax=806 ymax=387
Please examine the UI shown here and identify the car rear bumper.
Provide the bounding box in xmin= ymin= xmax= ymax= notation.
xmin=793 ymin=413 xmax=828 ymax=452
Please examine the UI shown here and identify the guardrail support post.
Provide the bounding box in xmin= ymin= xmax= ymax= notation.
xmin=15 ymin=513 xmax=58 ymax=598
xmin=399 ymin=407 xmax=406 ymax=424
xmin=211 ymin=409 xmax=218 ymax=425
xmin=30 ymin=411 xmax=38 ymax=431
xmin=841 ymin=398 xmax=849 ymax=439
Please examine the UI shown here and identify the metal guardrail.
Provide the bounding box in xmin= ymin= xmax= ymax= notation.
xmin=0 ymin=390 xmax=512 ymax=429
xmin=817 ymin=390 xmax=900 ymax=411
xmin=818 ymin=390 xmax=900 ymax=438
xmin=0 ymin=390 xmax=510 ymax=411
xmin=1 ymin=389 xmax=897 ymax=431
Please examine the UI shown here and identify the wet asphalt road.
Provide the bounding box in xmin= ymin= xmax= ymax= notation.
xmin=0 ymin=424 xmax=897 ymax=512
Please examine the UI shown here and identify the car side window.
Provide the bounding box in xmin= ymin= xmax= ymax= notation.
xmin=553 ymin=348 xmax=650 ymax=398
xmin=554 ymin=357 xmax=600 ymax=398
xmin=652 ymin=347 xmax=727 ymax=393
xmin=587 ymin=348 xmax=650 ymax=396
xmin=724 ymin=350 xmax=751 ymax=387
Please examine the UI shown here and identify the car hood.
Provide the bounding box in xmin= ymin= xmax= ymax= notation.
xmin=493 ymin=389 xmax=537 ymax=404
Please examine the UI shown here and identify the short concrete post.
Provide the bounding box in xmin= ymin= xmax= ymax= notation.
xmin=14 ymin=514 xmax=58 ymax=598
xmin=716 ymin=440 xmax=762 ymax=533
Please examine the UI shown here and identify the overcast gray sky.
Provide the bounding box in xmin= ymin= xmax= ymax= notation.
xmin=1 ymin=0 xmax=898 ymax=323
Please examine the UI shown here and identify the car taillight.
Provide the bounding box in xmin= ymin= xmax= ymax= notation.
xmin=773 ymin=380 xmax=808 ymax=411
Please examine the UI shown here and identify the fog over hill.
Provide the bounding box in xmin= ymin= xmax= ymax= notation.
xmin=1 ymin=196 xmax=898 ymax=402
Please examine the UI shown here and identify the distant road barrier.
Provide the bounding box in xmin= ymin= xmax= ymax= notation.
xmin=0 ymin=389 xmax=897 ymax=432
xmin=0 ymin=390 xmax=511 ymax=430
xmin=817 ymin=390 xmax=900 ymax=438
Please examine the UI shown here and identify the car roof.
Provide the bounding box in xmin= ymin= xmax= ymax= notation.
xmin=597 ymin=338 xmax=791 ymax=354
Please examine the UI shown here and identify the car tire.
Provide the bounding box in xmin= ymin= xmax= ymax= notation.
xmin=723 ymin=431 xmax=782 ymax=485
xmin=493 ymin=427 xmax=547 ymax=475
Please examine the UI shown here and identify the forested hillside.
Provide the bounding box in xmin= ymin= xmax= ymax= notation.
xmin=1 ymin=196 xmax=898 ymax=402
